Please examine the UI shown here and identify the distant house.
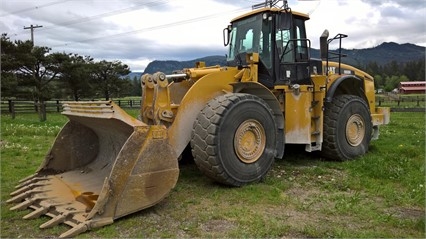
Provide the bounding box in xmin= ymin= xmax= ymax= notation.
xmin=398 ymin=81 xmax=426 ymax=94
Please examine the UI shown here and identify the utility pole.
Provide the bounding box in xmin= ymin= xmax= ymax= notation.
xmin=23 ymin=24 xmax=43 ymax=45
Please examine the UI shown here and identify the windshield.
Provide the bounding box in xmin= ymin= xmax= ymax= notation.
xmin=227 ymin=14 xmax=265 ymax=63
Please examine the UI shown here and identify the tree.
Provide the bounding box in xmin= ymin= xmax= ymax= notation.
xmin=92 ymin=60 xmax=131 ymax=100
xmin=382 ymin=61 xmax=401 ymax=78
xmin=1 ymin=34 xmax=19 ymax=98
xmin=403 ymin=60 xmax=425 ymax=81
xmin=384 ymin=75 xmax=408 ymax=92
xmin=365 ymin=61 xmax=381 ymax=77
xmin=59 ymin=53 xmax=94 ymax=100
xmin=373 ymin=74 xmax=384 ymax=89
xmin=1 ymin=34 xmax=65 ymax=101
xmin=130 ymin=75 xmax=142 ymax=96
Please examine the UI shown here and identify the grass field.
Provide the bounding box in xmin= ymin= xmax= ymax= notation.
xmin=1 ymin=111 xmax=425 ymax=238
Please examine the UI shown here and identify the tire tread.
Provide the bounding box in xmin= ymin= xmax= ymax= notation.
xmin=191 ymin=93 xmax=275 ymax=186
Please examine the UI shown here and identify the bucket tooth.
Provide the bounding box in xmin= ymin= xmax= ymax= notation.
xmin=40 ymin=213 xmax=68 ymax=229
xmin=15 ymin=177 xmax=48 ymax=189
xmin=7 ymin=191 xmax=32 ymax=203
xmin=59 ymin=223 xmax=89 ymax=238
xmin=10 ymin=185 xmax=31 ymax=197
xmin=18 ymin=173 xmax=37 ymax=183
xmin=23 ymin=205 xmax=50 ymax=219
xmin=7 ymin=188 xmax=46 ymax=204
xmin=10 ymin=198 xmax=36 ymax=211
xmin=10 ymin=182 xmax=45 ymax=197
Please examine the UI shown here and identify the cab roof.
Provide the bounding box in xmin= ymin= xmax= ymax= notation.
xmin=231 ymin=7 xmax=309 ymax=23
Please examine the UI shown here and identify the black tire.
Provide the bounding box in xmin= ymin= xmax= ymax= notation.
xmin=190 ymin=93 xmax=277 ymax=186
xmin=322 ymin=95 xmax=372 ymax=161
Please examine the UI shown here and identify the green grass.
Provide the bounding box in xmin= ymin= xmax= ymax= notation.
xmin=1 ymin=111 xmax=425 ymax=238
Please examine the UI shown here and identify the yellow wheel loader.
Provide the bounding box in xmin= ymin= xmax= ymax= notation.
xmin=8 ymin=0 xmax=390 ymax=237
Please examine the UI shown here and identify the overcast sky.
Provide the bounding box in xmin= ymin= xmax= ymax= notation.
xmin=1 ymin=0 xmax=425 ymax=71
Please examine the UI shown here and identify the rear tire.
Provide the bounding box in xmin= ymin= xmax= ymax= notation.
xmin=322 ymin=95 xmax=372 ymax=161
xmin=190 ymin=93 xmax=277 ymax=186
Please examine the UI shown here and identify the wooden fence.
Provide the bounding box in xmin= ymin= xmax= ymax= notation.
xmin=376 ymin=95 xmax=425 ymax=107
xmin=1 ymin=97 xmax=424 ymax=121
xmin=0 ymin=99 xmax=142 ymax=121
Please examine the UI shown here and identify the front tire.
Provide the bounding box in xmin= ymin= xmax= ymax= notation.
xmin=322 ymin=95 xmax=372 ymax=161
xmin=190 ymin=93 xmax=277 ymax=186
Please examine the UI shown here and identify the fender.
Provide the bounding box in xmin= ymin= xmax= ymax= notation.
xmin=325 ymin=75 xmax=365 ymax=103
xmin=168 ymin=68 xmax=239 ymax=156
xmin=232 ymin=82 xmax=285 ymax=159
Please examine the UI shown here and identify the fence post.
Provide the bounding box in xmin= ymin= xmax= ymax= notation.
xmin=118 ymin=100 xmax=121 ymax=106
xmin=378 ymin=99 xmax=381 ymax=106
xmin=56 ymin=100 xmax=60 ymax=112
xmin=10 ymin=101 xmax=15 ymax=119
xmin=34 ymin=100 xmax=38 ymax=112
xmin=8 ymin=99 xmax=12 ymax=113
xmin=130 ymin=100 xmax=133 ymax=108
xmin=417 ymin=96 xmax=420 ymax=107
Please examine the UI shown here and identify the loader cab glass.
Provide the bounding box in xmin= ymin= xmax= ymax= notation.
xmin=276 ymin=15 xmax=308 ymax=64
xmin=227 ymin=13 xmax=272 ymax=69
xmin=226 ymin=10 xmax=311 ymax=86
xmin=276 ymin=14 xmax=312 ymax=85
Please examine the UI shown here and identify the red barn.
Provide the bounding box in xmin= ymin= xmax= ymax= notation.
xmin=398 ymin=81 xmax=426 ymax=94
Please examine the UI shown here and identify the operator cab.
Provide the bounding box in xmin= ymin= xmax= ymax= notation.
xmin=224 ymin=1 xmax=322 ymax=87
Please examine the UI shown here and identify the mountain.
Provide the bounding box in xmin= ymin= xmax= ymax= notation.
xmin=314 ymin=42 xmax=425 ymax=67
xmin=123 ymin=42 xmax=424 ymax=77
xmin=142 ymin=55 xmax=227 ymax=74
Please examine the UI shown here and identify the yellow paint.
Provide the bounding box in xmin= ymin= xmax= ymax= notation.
xmin=323 ymin=61 xmax=389 ymax=128
xmin=325 ymin=61 xmax=374 ymax=81
xmin=279 ymin=81 xmax=325 ymax=147
xmin=284 ymin=85 xmax=313 ymax=144
xmin=141 ymin=74 xmax=155 ymax=123
xmin=168 ymin=67 xmax=239 ymax=156
xmin=241 ymin=53 xmax=259 ymax=82
xmin=372 ymin=107 xmax=390 ymax=125
xmin=187 ymin=65 xmax=222 ymax=79
xmin=364 ymin=79 xmax=376 ymax=112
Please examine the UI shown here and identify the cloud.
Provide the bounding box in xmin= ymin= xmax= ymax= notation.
xmin=360 ymin=0 xmax=423 ymax=8
xmin=1 ymin=0 xmax=424 ymax=72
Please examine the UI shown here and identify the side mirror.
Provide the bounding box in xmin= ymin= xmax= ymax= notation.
xmin=278 ymin=12 xmax=292 ymax=30
xmin=320 ymin=29 xmax=329 ymax=60
xmin=223 ymin=25 xmax=232 ymax=46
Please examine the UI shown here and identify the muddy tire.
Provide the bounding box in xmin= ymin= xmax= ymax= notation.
xmin=322 ymin=95 xmax=372 ymax=161
xmin=190 ymin=93 xmax=277 ymax=186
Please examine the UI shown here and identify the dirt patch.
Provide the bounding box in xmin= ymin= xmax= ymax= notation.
xmin=389 ymin=207 xmax=425 ymax=220
xmin=200 ymin=219 xmax=237 ymax=233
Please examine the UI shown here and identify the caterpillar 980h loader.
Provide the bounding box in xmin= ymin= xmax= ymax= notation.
xmin=8 ymin=0 xmax=390 ymax=237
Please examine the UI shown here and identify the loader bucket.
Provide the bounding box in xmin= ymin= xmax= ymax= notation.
xmin=7 ymin=101 xmax=179 ymax=238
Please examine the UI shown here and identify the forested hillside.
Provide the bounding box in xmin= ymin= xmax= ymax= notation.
xmin=139 ymin=42 xmax=425 ymax=91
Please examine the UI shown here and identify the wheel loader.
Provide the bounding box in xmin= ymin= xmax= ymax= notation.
xmin=8 ymin=0 xmax=390 ymax=237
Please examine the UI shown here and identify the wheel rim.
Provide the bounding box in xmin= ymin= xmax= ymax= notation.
xmin=234 ymin=119 xmax=266 ymax=164
xmin=345 ymin=114 xmax=365 ymax=147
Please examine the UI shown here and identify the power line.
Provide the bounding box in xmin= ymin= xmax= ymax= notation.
xmin=52 ymin=7 xmax=249 ymax=48
xmin=8 ymin=0 xmax=170 ymax=37
xmin=40 ymin=0 xmax=169 ymax=32
xmin=0 ymin=0 xmax=73 ymax=17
